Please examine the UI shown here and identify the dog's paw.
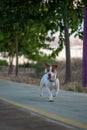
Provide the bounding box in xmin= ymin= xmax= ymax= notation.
xmin=49 ymin=100 xmax=53 ymax=102
xmin=40 ymin=94 xmax=43 ymax=96
xmin=53 ymin=95 xmax=56 ymax=97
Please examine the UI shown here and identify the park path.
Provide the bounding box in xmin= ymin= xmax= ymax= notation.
xmin=0 ymin=79 xmax=87 ymax=130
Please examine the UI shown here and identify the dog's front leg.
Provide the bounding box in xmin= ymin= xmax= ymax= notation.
xmin=47 ymin=88 xmax=53 ymax=102
xmin=49 ymin=91 xmax=53 ymax=102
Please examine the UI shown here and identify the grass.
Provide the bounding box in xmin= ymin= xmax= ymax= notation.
xmin=0 ymin=58 xmax=87 ymax=93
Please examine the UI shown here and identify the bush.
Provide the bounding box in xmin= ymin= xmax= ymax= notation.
xmin=0 ymin=60 xmax=8 ymax=66
xmin=76 ymin=86 xmax=83 ymax=92
xmin=19 ymin=62 xmax=36 ymax=68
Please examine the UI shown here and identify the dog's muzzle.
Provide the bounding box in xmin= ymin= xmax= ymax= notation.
xmin=48 ymin=74 xmax=56 ymax=82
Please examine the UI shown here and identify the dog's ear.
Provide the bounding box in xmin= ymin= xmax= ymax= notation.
xmin=52 ymin=64 xmax=57 ymax=69
xmin=55 ymin=65 xmax=58 ymax=68
xmin=45 ymin=64 xmax=50 ymax=73
xmin=45 ymin=63 xmax=50 ymax=68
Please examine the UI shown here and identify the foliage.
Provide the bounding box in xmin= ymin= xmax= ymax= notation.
xmin=76 ymin=86 xmax=83 ymax=92
xmin=0 ymin=0 xmax=84 ymax=60
xmin=0 ymin=0 xmax=54 ymax=64
xmin=0 ymin=0 xmax=85 ymax=82
xmin=19 ymin=62 xmax=36 ymax=68
xmin=0 ymin=60 xmax=8 ymax=66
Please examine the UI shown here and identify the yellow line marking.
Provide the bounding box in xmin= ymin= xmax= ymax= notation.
xmin=0 ymin=97 xmax=87 ymax=130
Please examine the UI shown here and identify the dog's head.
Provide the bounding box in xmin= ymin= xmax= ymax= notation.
xmin=45 ymin=64 xmax=58 ymax=82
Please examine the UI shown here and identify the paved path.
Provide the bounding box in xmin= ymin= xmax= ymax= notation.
xmin=0 ymin=79 xmax=87 ymax=130
xmin=0 ymin=100 xmax=76 ymax=130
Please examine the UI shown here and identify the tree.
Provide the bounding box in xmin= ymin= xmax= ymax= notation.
xmin=42 ymin=0 xmax=83 ymax=83
xmin=0 ymin=32 xmax=16 ymax=74
xmin=0 ymin=0 xmax=53 ymax=75
xmin=0 ymin=0 xmax=84 ymax=82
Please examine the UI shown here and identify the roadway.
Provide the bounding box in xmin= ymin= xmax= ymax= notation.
xmin=0 ymin=79 xmax=87 ymax=130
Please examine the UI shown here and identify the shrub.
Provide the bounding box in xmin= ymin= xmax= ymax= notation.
xmin=76 ymin=86 xmax=83 ymax=92
xmin=19 ymin=62 xmax=36 ymax=68
xmin=0 ymin=60 xmax=8 ymax=66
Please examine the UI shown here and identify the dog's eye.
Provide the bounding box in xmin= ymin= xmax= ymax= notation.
xmin=47 ymin=69 xmax=49 ymax=72
xmin=52 ymin=69 xmax=54 ymax=72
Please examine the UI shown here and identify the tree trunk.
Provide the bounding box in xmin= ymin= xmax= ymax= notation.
xmin=15 ymin=36 xmax=18 ymax=76
xmin=8 ymin=56 xmax=14 ymax=75
xmin=82 ymin=6 xmax=87 ymax=87
xmin=64 ymin=24 xmax=71 ymax=83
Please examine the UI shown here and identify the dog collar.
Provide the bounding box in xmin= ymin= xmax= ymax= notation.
xmin=49 ymin=79 xmax=56 ymax=82
xmin=48 ymin=77 xmax=57 ymax=82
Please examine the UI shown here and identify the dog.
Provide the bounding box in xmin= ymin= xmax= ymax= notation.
xmin=40 ymin=64 xmax=59 ymax=102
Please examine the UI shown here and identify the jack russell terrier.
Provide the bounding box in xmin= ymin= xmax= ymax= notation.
xmin=40 ymin=64 xmax=59 ymax=102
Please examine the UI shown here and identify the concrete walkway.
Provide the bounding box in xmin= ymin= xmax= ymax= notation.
xmin=0 ymin=79 xmax=87 ymax=130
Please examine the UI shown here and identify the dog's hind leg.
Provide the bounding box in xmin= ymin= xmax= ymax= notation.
xmin=40 ymin=81 xmax=45 ymax=96
xmin=40 ymin=85 xmax=43 ymax=96
xmin=55 ymin=78 xmax=60 ymax=96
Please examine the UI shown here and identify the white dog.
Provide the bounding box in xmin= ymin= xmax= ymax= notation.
xmin=40 ymin=64 xmax=59 ymax=102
